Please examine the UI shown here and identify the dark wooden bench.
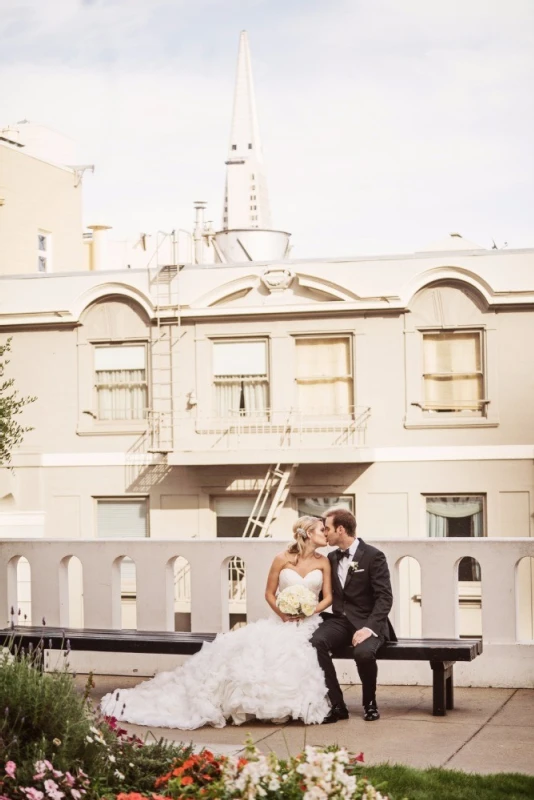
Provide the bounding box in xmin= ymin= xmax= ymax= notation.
xmin=3 ymin=627 xmax=482 ymax=717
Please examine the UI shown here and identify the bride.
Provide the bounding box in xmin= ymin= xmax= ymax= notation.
xmin=100 ymin=516 xmax=332 ymax=728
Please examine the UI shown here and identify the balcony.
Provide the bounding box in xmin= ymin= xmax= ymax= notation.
xmin=147 ymin=406 xmax=372 ymax=464
xmin=1 ymin=537 xmax=533 ymax=687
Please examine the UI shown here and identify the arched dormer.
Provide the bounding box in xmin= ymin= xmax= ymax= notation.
xmin=76 ymin=295 xmax=151 ymax=436
xmin=404 ymin=275 xmax=499 ymax=429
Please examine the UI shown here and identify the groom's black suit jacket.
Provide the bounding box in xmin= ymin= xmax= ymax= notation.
xmin=328 ymin=538 xmax=397 ymax=642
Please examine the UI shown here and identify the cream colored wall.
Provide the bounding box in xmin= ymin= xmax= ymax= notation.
xmin=0 ymin=145 xmax=84 ymax=274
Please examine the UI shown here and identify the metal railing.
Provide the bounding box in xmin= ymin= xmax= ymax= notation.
xmin=149 ymin=406 xmax=371 ymax=452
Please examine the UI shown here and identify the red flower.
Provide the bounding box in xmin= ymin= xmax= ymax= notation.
xmin=172 ymin=767 xmax=185 ymax=777
xmin=181 ymin=776 xmax=194 ymax=786
xmin=353 ymin=752 xmax=365 ymax=763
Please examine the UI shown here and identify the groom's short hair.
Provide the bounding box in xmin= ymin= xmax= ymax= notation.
xmin=325 ymin=507 xmax=356 ymax=537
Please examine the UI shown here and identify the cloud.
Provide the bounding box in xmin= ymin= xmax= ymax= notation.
xmin=1 ymin=0 xmax=533 ymax=257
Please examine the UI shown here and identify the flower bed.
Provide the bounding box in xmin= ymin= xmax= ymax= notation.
xmin=0 ymin=641 xmax=391 ymax=800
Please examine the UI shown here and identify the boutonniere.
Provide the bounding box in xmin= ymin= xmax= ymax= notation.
xmin=349 ymin=562 xmax=365 ymax=574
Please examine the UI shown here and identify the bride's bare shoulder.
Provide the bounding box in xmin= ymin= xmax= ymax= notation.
xmin=271 ymin=550 xmax=291 ymax=567
xmin=314 ymin=553 xmax=331 ymax=569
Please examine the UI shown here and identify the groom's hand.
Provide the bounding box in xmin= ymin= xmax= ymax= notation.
xmin=352 ymin=628 xmax=372 ymax=646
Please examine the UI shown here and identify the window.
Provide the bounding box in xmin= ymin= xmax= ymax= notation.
xmin=250 ymin=205 xmax=257 ymax=211
xmin=426 ymin=495 xmax=484 ymax=580
xmin=37 ymin=231 xmax=51 ymax=272
xmin=251 ymin=174 xmax=255 ymax=180
xmin=422 ymin=331 xmax=484 ymax=413
xmin=97 ymin=498 xmax=148 ymax=594
xmin=297 ymin=496 xmax=354 ymax=517
xmin=213 ymin=496 xmax=263 ymax=537
xmin=95 ymin=345 xmax=147 ymax=421
xmin=213 ymin=340 xmax=268 ymax=417
xmin=295 ymin=336 xmax=353 ymax=415
xmin=248 ymin=143 xmax=252 ymax=149
xmin=231 ymin=144 xmax=237 ymax=150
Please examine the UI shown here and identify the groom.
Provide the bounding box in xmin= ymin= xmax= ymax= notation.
xmin=311 ymin=507 xmax=396 ymax=723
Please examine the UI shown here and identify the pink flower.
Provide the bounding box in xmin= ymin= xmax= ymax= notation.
xmin=70 ymin=791 xmax=82 ymax=800
xmin=43 ymin=779 xmax=64 ymax=799
xmin=64 ymin=773 xmax=75 ymax=787
xmin=5 ymin=761 xmax=16 ymax=778
xmin=21 ymin=790 xmax=45 ymax=800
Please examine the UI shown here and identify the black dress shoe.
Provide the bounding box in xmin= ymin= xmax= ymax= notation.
xmin=363 ymin=702 xmax=380 ymax=721
xmin=322 ymin=704 xmax=349 ymax=724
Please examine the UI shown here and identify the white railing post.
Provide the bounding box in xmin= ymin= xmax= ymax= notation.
xmin=136 ymin=557 xmax=174 ymax=632
xmin=82 ymin=554 xmax=121 ymax=629
xmin=419 ymin=547 xmax=458 ymax=638
xmin=28 ymin=551 xmax=63 ymax=627
xmin=190 ymin=557 xmax=227 ymax=633
xmin=480 ymin=553 xmax=516 ymax=644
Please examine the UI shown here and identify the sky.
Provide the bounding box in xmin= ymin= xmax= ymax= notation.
xmin=1 ymin=0 xmax=533 ymax=258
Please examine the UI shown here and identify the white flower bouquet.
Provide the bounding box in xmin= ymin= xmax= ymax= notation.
xmin=276 ymin=584 xmax=317 ymax=617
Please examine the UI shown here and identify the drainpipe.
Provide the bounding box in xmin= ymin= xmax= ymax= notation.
xmin=88 ymin=224 xmax=112 ymax=271
xmin=193 ymin=202 xmax=206 ymax=264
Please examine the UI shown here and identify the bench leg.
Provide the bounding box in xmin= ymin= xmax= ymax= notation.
xmin=446 ymin=666 xmax=454 ymax=710
xmin=430 ymin=661 xmax=455 ymax=716
xmin=431 ymin=662 xmax=446 ymax=716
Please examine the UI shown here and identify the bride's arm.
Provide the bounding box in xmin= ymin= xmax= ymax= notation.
xmin=314 ymin=557 xmax=333 ymax=615
xmin=265 ymin=553 xmax=292 ymax=621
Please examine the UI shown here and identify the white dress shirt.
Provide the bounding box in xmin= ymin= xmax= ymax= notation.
xmin=337 ymin=538 xmax=359 ymax=587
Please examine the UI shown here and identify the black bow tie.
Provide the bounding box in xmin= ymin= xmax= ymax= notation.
xmin=336 ymin=549 xmax=351 ymax=561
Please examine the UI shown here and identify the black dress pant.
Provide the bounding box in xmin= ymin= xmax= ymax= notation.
xmin=311 ymin=615 xmax=385 ymax=707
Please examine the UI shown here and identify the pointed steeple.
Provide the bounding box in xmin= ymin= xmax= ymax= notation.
xmin=223 ymin=31 xmax=272 ymax=231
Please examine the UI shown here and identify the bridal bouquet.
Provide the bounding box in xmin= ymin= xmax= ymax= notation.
xmin=276 ymin=585 xmax=317 ymax=617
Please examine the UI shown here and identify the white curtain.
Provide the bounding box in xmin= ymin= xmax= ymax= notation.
xmin=215 ymin=378 xmax=268 ymax=417
xmin=423 ymin=333 xmax=482 ymax=410
xmin=296 ymin=337 xmax=353 ymax=415
xmin=298 ymin=496 xmax=354 ymax=516
xmin=426 ymin=496 xmax=484 ymax=538
xmin=97 ymin=369 xmax=147 ymax=420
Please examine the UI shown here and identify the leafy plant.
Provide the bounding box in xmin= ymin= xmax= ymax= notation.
xmin=0 ymin=337 xmax=36 ymax=467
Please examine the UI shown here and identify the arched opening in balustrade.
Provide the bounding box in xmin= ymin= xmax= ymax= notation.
xmin=118 ymin=557 xmax=137 ymax=629
xmin=396 ymin=556 xmax=421 ymax=637
xmin=61 ymin=556 xmax=84 ymax=627
xmin=6 ymin=555 xmax=32 ymax=626
xmin=516 ymin=557 xmax=534 ymax=641
xmin=16 ymin=556 xmax=32 ymax=625
xmin=227 ymin=556 xmax=247 ymax=630
xmin=456 ymin=556 xmax=482 ymax=637
xmin=172 ymin=556 xmax=191 ymax=632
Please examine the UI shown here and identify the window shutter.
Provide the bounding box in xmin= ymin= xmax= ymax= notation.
xmin=95 ymin=346 xmax=146 ymax=371
xmin=213 ymin=341 xmax=267 ymax=376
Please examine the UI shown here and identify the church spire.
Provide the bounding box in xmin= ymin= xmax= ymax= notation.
xmin=222 ymin=31 xmax=272 ymax=231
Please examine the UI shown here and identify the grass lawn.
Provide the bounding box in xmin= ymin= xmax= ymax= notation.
xmin=363 ymin=764 xmax=534 ymax=800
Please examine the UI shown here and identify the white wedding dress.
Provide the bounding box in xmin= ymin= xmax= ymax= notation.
xmin=100 ymin=568 xmax=330 ymax=729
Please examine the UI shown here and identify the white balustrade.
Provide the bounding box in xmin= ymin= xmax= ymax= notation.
xmin=1 ymin=539 xmax=533 ymax=661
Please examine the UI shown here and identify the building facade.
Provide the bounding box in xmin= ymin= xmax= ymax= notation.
xmin=0 ymin=33 xmax=533 ymax=682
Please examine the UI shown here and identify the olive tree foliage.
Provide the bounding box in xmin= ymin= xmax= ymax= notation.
xmin=0 ymin=338 xmax=36 ymax=466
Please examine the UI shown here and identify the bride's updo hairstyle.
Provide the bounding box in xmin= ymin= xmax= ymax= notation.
xmin=287 ymin=515 xmax=319 ymax=563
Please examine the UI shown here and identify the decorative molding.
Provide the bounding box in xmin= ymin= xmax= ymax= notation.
xmin=260 ymin=267 xmax=295 ymax=292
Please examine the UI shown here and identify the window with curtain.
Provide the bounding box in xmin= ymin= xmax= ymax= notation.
xmin=295 ymin=336 xmax=353 ymax=416
xmin=297 ymin=496 xmax=354 ymax=517
xmin=213 ymin=340 xmax=268 ymax=418
xmin=426 ymin=495 xmax=484 ymax=581
xmin=97 ymin=498 xmax=148 ymax=595
xmin=422 ymin=331 xmax=484 ymax=413
xmin=95 ymin=345 xmax=147 ymax=420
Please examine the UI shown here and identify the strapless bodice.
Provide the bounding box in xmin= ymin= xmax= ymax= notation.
xmin=278 ymin=567 xmax=323 ymax=599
